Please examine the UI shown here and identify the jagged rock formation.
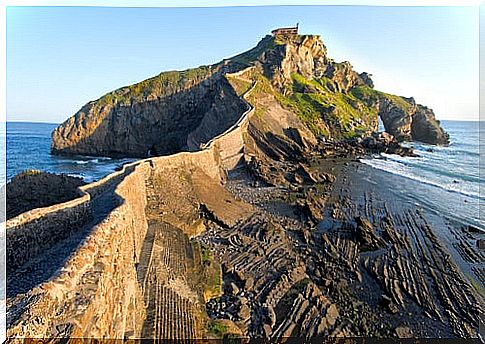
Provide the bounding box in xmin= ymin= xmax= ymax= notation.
xmin=377 ymin=96 xmax=449 ymax=145
xmin=411 ymin=104 xmax=449 ymax=145
xmin=52 ymin=33 xmax=448 ymax=158
xmin=352 ymin=86 xmax=449 ymax=145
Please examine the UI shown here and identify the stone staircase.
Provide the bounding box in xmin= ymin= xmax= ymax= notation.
xmin=137 ymin=172 xmax=205 ymax=340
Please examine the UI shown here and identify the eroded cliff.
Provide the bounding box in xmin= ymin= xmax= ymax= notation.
xmin=52 ymin=69 xmax=247 ymax=157
xmin=51 ymin=33 xmax=449 ymax=158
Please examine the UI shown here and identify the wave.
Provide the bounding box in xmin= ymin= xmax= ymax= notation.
xmin=360 ymin=158 xmax=483 ymax=200
xmin=422 ymin=148 xmax=478 ymax=157
xmin=80 ymin=155 xmax=112 ymax=161
xmin=404 ymin=139 xmax=479 ymax=155
xmin=74 ymin=159 xmax=101 ymax=165
xmin=66 ymin=173 xmax=86 ymax=180
xmin=416 ymin=146 xmax=479 ymax=158
xmin=381 ymin=154 xmax=481 ymax=183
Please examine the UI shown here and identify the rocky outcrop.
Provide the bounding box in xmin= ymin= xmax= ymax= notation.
xmin=249 ymin=35 xmax=370 ymax=95
xmin=378 ymin=95 xmax=449 ymax=145
xmin=359 ymin=132 xmax=416 ymax=156
xmin=324 ymin=61 xmax=373 ymax=93
xmin=411 ymin=105 xmax=449 ymax=145
xmin=52 ymin=71 xmax=247 ymax=157
xmin=376 ymin=95 xmax=413 ymax=141
xmin=253 ymin=35 xmax=329 ymax=93
xmin=6 ymin=170 xmax=86 ymax=220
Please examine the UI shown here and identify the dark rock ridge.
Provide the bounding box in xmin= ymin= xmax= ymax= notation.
xmin=411 ymin=105 xmax=449 ymax=145
xmin=377 ymin=95 xmax=449 ymax=145
xmin=52 ymin=33 xmax=448 ymax=157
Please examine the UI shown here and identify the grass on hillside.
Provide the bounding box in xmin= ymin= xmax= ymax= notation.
xmin=96 ymin=66 xmax=213 ymax=107
xmin=244 ymin=71 xmax=375 ymax=138
xmin=207 ymin=320 xmax=229 ymax=338
xmin=276 ymin=73 xmax=379 ymax=138
xmin=351 ymin=85 xmax=413 ymax=113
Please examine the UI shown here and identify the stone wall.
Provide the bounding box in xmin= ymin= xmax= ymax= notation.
xmin=6 ymin=190 xmax=91 ymax=273
xmin=150 ymin=148 xmax=223 ymax=183
xmin=7 ymin=161 xmax=150 ymax=339
xmin=5 ymin=158 xmax=139 ymax=274
xmin=213 ymin=116 xmax=250 ymax=170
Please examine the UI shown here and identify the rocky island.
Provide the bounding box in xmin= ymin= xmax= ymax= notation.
xmin=7 ymin=30 xmax=482 ymax=341
xmin=51 ymin=33 xmax=449 ymax=157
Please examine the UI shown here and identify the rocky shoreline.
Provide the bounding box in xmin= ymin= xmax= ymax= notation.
xmin=196 ymin=148 xmax=484 ymax=339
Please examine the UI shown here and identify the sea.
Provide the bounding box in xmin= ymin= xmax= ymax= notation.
xmin=2 ymin=120 xmax=483 ymax=229
xmin=4 ymin=122 xmax=135 ymax=183
xmin=361 ymin=120 xmax=483 ymax=230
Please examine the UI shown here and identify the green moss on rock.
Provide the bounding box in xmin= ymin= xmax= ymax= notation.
xmin=351 ymin=85 xmax=413 ymax=113
xmin=208 ymin=320 xmax=229 ymax=338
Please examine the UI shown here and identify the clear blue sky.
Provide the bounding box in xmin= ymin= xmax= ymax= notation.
xmin=7 ymin=5 xmax=478 ymax=123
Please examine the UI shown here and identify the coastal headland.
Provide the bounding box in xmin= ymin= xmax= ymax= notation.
xmin=6 ymin=33 xmax=483 ymax=340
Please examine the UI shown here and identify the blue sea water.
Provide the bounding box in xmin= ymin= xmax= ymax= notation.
xmin=361 ymin=120 xmax=483 ymax=229
xmin=5 ymin=122 xmax=135 ymax=183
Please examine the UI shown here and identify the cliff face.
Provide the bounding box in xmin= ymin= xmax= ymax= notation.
xmin=247 ymin=34 xmax=448 ymax=144
xmin=240 ymin=35 xmax=371 ymax=95
xmin=52 ymin=33 xmax=448 ymax=158
xmin=52 ymin=69 xmax=247 ymax=157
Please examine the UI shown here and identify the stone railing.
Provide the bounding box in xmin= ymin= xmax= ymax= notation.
xmin=5 ymin=159 xmax=142 ymax=274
